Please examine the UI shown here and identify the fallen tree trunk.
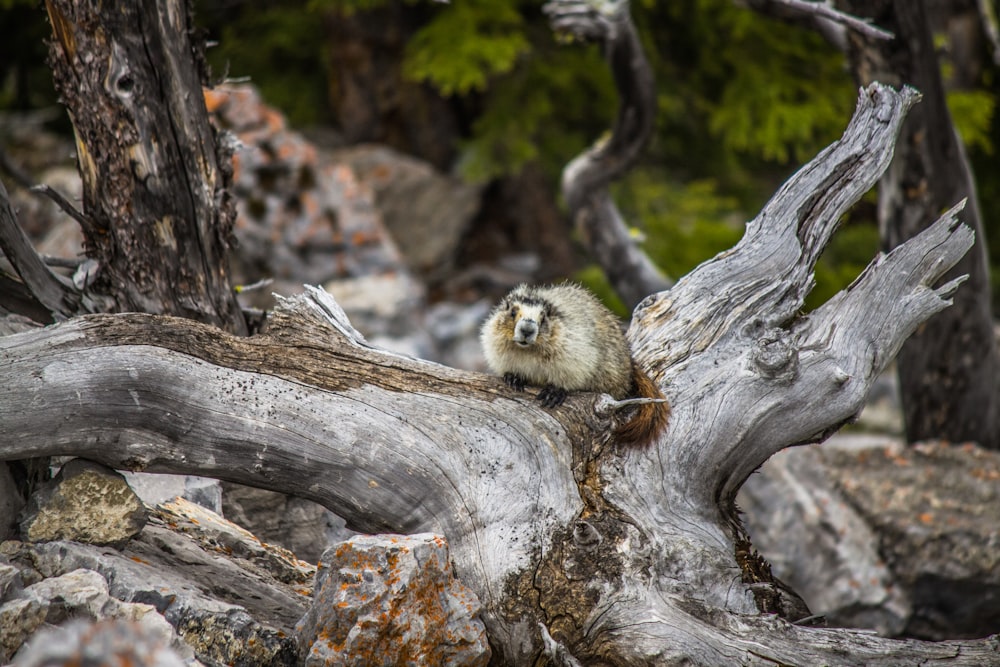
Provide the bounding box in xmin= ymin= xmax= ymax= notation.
xmin=1 ymin=84 xmax=995 ymax=664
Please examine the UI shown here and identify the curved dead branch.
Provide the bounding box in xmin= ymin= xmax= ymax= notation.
xmin=546 ymin=0 xmax=671 ymax=308
xmin=0 ymin=178 xmax=80 ymax=319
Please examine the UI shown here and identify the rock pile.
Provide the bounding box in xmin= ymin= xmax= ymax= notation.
xmin=0 ymin=458 xmax=489 ymax=665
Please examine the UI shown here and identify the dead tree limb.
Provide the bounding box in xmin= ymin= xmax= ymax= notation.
xmin=0 ymin=178 xmax=80 ymax=319
xmin=746 ymin=0 xmax=894 ymax=49
xmin=977 ymin=0 xmax=1000 ymax=66
xmin=2 ymin=84 xmax=995 ymax=664
xmin=546 ymin=0 xmax=671 ymax=308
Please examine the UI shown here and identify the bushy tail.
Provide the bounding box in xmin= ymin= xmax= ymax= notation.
xmin=613 ymin=364 xmax=670 ymax=447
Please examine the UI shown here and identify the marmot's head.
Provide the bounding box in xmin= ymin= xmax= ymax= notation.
xmin=493 ymin=286 xmax=558 ymax=349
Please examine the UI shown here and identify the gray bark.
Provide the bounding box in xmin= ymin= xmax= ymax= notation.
xmin=0 ymin=179 xmax=80 ymax=319
xmin=1 ymin=84 xmax=995 ymax=664
xmin=746 ymin=0 xmax=894 ymax=49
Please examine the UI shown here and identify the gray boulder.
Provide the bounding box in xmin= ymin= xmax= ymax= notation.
xmin=2 ymin=496 xmax=314 ymax=665
xmin=739 ymin=437 xmax=910 ymax=635
xmin=14 ymin=619 xmax=193 ymax=667
xmin=740 ymin=434 xmax=1000 ymax=639
xmin=2 ymin=569 xmax=200 ymax=665
xmin=330 ymin=144 xmax=482 ymax=276
xmin=220 ymin=482 xmax=354 ymax=565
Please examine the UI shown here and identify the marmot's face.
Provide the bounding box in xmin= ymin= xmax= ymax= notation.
xmin=504 ymin=298 xmax=550 ymax=348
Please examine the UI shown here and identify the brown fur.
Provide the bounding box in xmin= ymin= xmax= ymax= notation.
xmin=481 ymin=283 xmax=670 ymax=446
xmin=613 ymin=363 xmax=671 ymax=447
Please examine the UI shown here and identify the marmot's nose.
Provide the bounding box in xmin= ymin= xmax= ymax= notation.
xmin=514 ymin=319 xmax=538 ymax=344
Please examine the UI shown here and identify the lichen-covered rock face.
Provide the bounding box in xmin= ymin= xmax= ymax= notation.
xmin=296 ymin=533 xmax=490 ymax=667
xmin=203 ymin=85 xmax=408 ymax=292
xmin=0 ymin=596 xmax=46 ymax=663
xmin=18 ymin=459 xmax=147 ymax=549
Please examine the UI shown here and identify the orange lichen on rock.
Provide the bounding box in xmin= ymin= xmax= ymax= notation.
xmin=296 ymin=533 xmax=490 ymax=665
xmin=202 ymin=83 xmax=408 ymax=288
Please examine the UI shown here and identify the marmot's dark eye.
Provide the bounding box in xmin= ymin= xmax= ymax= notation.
xmin=509 ymin=307 xmax=517 ymax=318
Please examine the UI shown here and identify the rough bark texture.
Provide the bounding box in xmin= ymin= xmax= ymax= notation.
xmin=839 ymin=0 xmax=1000 ymax=449
xmin=2 ymin=83 xmax=997 ymax=662
xmin=43 ymin=0 xmax=246 ymax=334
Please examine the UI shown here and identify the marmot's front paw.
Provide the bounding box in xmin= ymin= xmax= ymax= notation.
xmin=537 ymin=385 xmax=567 ymax=408
xmin=503 ymin=373 xmax=527 ymax=392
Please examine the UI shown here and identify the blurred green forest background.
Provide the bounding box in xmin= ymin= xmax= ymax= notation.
xmin=1 ymin=0 xmax=997 ymax=313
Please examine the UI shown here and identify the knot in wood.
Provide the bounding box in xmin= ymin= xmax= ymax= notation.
xmin=116 ymin=74 xmax=135 ymax=95
xmin=572 ymin=520 xmax=602 ymax=550
xmin=749 ymin=328 xmax=799 ymax=383
xmin=634 ymin=293 xmax=656 ymax=315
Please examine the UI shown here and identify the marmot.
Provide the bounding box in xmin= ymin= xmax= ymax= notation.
xmin=481 ymin=283 xmax=669 ymax=447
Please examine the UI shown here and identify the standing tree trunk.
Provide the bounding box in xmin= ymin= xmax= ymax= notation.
xmin=2 ymin=84 xmax=996 ymax=665
xmin=839 ymin=0 xmax=1000 ymax=449
xmin=42 ymin=0 xmax=246 ymax=334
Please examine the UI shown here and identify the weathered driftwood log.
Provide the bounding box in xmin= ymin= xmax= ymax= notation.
xmin=1 ymin=84 xmax=995 ymax=664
